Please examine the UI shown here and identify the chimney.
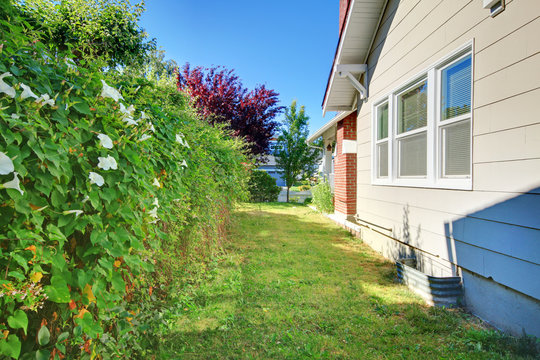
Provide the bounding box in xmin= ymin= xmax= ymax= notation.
xmin=339 ymin=0 xmax=351 ymax=34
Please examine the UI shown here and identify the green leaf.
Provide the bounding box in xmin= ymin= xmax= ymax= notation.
xmin=100 ymin=188 xmax=117 ymax=204
xmin=9 ymin=65 xmax=20 ymax=76
xmin=73 ymin=100 xmax=91 ymax=115
xmin=47 ymin=224 xmax=67 ymax=248
xmin=44 ymin=276 xmax=70 ymax=303
xmin=0 ymin=334 xmax=21 ymax=359
xmin=7 ymin=310 xmax=28 ymax=335
xmin=75 ymin=312 xmax=103 ymax=339
xmin=56 ymin=332 xmax=69 ymax=343
xmin=12 ymin=254 xmax=29 ymax=273
xmin=51 ymin=189 xmax=66 ymax=207
xmin=57 ymin=215 xmax=72 ymax=228
xmin=7 ymin=271 xmax=25 ymax=281
xmin=35 ymin=349 xmax=50 ymax=360
xmin=37 ymin=325 xmax=50 ymax=346
xmin=51 ymin=253 xmax=67 ymax=272
xmin=111 ymin=271 xmax=125 ymax=294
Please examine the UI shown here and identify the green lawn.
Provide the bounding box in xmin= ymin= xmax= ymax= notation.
xmin=154 ymin=203 xmax=538 ymax=359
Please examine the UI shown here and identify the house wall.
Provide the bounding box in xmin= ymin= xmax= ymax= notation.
xmin=335 ymin=114 xmax=357 ymax=217
xmin=355 ymin=0 xmax=540 ymax=336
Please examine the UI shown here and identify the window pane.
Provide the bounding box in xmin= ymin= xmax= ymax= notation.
xmin=443 ymin=120 xmax=470 ymax=176
xmin=377 ymin=102 xmax=388 ymax=140
xmin=377 ymin=142 xmax=388 ymax=177
xmin=397 ymin=80 xmax=427 ymax=134
xmin=442 ymin=55 xmax=471 ymax=120
xmin=399 ymin=132 xmax=427 ymax=177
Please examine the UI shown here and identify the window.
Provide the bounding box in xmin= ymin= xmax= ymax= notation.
xmin=375 ymin=102 xmax=389 ymax=177
xmin=372 ymin=45 xmax=472 ymax=189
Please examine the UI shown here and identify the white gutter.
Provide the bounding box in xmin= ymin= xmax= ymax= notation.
xmin=307 ymin=110 xmax=354 ymax=144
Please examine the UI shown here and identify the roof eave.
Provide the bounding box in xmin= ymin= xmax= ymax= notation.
xmin=307 ymin=110 xmax=354 ymax=143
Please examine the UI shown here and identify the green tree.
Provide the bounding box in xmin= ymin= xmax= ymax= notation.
xmin=247 ymin=170 xmax=281 ymax=202
xmin=14 ymin=0 xmax=155 ymax=68
xmin=123 ymin=48 xmax=179 ymax=88
xmin=275 ymin=100 xmax=319 ymax=202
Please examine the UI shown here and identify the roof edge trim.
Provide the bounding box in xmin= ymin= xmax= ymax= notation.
xmin=307 ymin=110 xmax=354 ymax=143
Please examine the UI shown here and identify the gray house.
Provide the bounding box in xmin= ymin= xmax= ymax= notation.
xmin=308 ymin=0 xmax=540 ymax=336
xmin=257 ymin=139 xmax=286 ymax=187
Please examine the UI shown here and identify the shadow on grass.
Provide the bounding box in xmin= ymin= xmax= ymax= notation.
xmin=152 ymin=206 xmax=539 ymax=360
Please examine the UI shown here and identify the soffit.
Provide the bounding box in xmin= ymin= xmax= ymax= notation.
xmin=322 ymin=0 xmax=386 ymax=114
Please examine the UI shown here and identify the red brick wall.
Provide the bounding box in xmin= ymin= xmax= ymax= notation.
xmin=339 ymin=0 xmax=351 ymax=34
xmin=334 ymin=113 xmax=357 ymax=216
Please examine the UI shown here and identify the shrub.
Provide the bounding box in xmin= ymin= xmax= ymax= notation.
xmin=247 ymin=170 xmax=280 ymax=202
xmin=311 ymin=180 xmax=334 ymax=213
xmin=0 ymin=11 xmax=247 ymax=358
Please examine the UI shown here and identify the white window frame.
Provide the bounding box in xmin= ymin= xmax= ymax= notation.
xmin=371 ymin=41 xmax=473 ymax=190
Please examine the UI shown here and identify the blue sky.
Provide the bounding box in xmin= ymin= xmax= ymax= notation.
xmin=139 ymin=1 xmax=339 ymax=135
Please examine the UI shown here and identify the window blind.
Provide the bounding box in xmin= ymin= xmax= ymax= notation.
xmin=377 ymin=103 xmax=388 ymax=140
xmin=442 ymin=56 xmax=471 ymax=120
xmin=378 ymin=142 xmax=388 ymax=177
xmin=443 ymin=120 xmax=471 ymax=176
xmin=397 ymin=80 xmax=427 ymax=134
xmin=399 ymin=133 xmax=427 ymax=176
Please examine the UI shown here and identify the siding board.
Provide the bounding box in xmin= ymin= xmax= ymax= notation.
xmin=474 ymin=88 xmax=540 ymax=135
xmin=474 ymin=123 xmax=540 ymax=163
xmin=474 ymin=53 xmax=540 ymax=108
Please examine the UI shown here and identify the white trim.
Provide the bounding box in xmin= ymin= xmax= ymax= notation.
xmin=322 ymin=0 xmax=358 ymax=115
xmin=342 ymin=140 xmax=358 ymax=154
xmin=322 ymin=0 xmax=387 ymax=115
xmin=371 ymin=41 xmax=474 ymax=190
xmin=307 ymin=110 xmax=354 ymax=143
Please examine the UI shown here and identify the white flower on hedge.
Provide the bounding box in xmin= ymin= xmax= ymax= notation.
xmin=148 ymin=207 xmax=158 ymax=219
xmin=1 ymin=172 xmax=23 ymax=195
xmin=119 ymin=103 xmax=135 ymax=116
xmin=97 ymin=155 xmax=117 ymax=170
xmin=82 ymin=195 xmax=90 ymax=203
xmin=89 ymin=172 xmax=104 ymax=187
xmin=175 ymin=133 xmax=190 ymax=148
xmin=148 ymin=122 xmax=155 ymax=133
xmin=0 ymin=72 xmax=16 ymax=98
xmin=0 ymin=152 xmax=14 ymax=175
xmin=97 ymin=133 xmax=113 ymax=149
xmin=36 ymin=93 xmax=55 ymax=107
xmin=152 ymin=197 xmax=159 ymax=208
xmin=138 ymin=134 xmax=152 ymax=142
xmin=152 ymin=178 xmax=160 ymax=188
xmin=140 ymin=111 xmax=148 ymax=120
xmin=100 ymin=80 xmax=123 ymax=102
xmin=122 ymin=116 xmax=138 ymax=126
xmin=11 ymin=114 xmax=20 ymax=119
xmin=180 ymin=159 xmax=188 ymax=168
xmin=20 ymin=83 xmax=39 ymax=100
xmin=63 ymin=209 xmax=83 ymax=217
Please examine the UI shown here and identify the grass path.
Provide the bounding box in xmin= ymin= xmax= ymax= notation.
xmin=157 ymin=203 xmax=536 ymax=359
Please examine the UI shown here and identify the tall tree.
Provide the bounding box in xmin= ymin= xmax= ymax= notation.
xmin=275 ymin=101 xmax=319 ymax=202
xmin=14 ymin=0 xmax=155 ymax=67
xmin=177 ymin=64 xmax=283 ymax=157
